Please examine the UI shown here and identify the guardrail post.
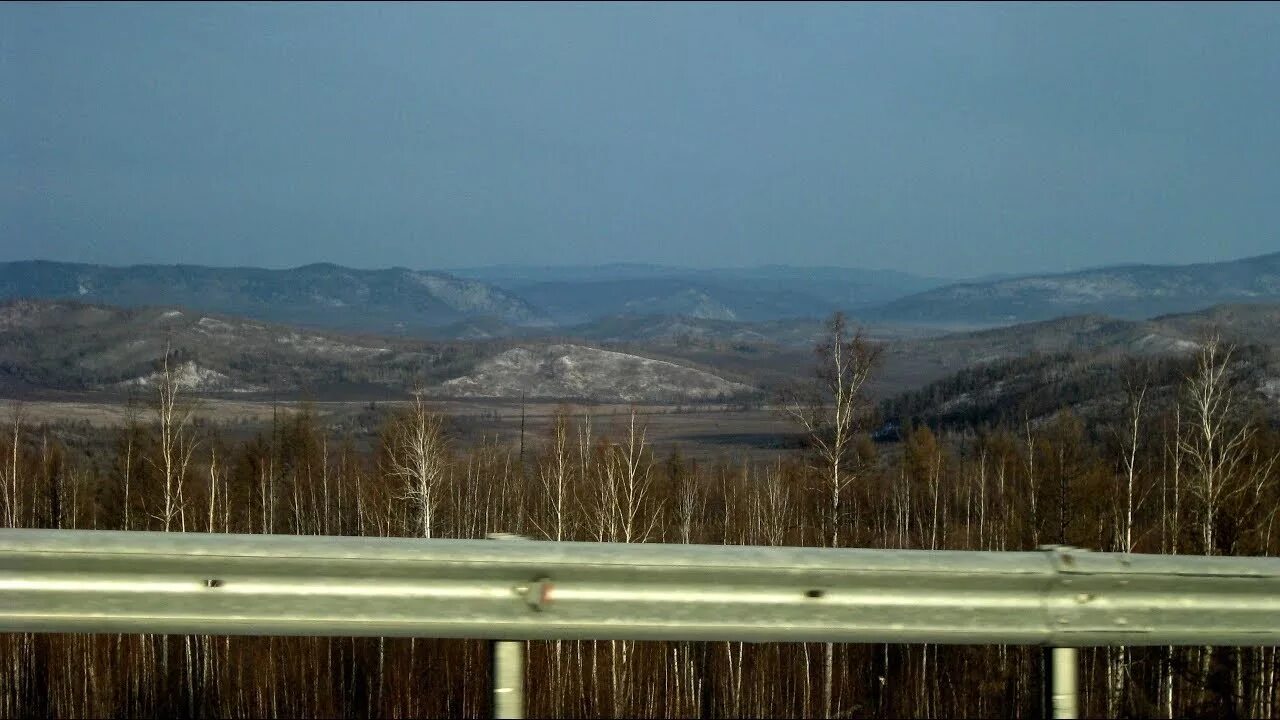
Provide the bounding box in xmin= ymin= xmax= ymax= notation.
xmin=1038 ymin=544 xmax=1080 ymax=720
xmin=489 ymin=533 xmax=527 ymax=719
xmin=1042 ymin=646 xmax=1078 ymax=719
xmin=492 ymin=640 xmax=525 ymax=719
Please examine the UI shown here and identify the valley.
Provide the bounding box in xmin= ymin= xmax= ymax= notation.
xmin=3 ymin=253 xmax=1279 ymax=468
xmin=11 ymin=397 xmax=801 ymax=463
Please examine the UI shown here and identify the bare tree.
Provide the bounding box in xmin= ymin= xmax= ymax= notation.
xmin=2 ymin=401 xmax=24 ymax=528
xmin=119 ymin=393 xmax=142 ymax=531
xmin=780 ymin=311 xmax=881 ymax=549
xmin=208 ymin=446 xmax=224 ymax=533
xmin=754 ymin=461 xmax=793 ymax=547
xmin=386 ymin=391 xmax=449 ymax=539
xmin=1179 ymin=336 xmax=1254 ymax=556
xmin=1109 ymin=360 xmax=1151 ymax=717
xmin=610 ymin=410 xmax=660 ymax=545
xmin=1116 ymin=360 xmax=1151 ymax=554
xmin=148 ymin=349 xmax=200 ymax=532
xmin=778 ymin=311 xmax=880 ymax=720
xmin=533 ymin=407 xmax=574 ymax=542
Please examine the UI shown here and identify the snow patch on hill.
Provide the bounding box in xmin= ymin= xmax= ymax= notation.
xmin=1132 ymin=333 xmax=1199 ymax=354
xmin=276 ymin=332 xmax=389 ymax=357
xmin=1262 ymin=378 xmax=1280 ymax=404
xmin=115 ymin=361 xmax=265 ymax=393
xmin=310 ymin=293 xmax=347 ymax=308
xmin=440 ymin=344 xmax=753 ymax=402
xmin=196 ymin=317 xmax=237 ymax=334
xmin=406 ymin=272 xmax=548 ymax=325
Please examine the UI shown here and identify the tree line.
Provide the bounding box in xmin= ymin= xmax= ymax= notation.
xmin=1 ymin=316 xmax=1277 ymax=718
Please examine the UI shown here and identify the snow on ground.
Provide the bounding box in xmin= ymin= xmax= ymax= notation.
xmin=196 ymin=316 xmax=236 ymax=333
xmin=1132 ymin=333 xmax=1199 ymax=354
xmin=404 ymin=271 xmax=547 ymax=325
xmin=275 ymin=332 xmax=388 ymax=356
xmin=937 ymin=380 xmax=1008 ymax=415
xmin=408 ymin=272 xmax=511 ymax=315
xmin=310 ymin=293 xmax=347 ymax=307
xmin=441 ymin=344 xmax=753 ymax=402
xmin=115 ymin=361 xmax=265 ymax=393
xmin=1262 ymin=378 xmax=1280 ymax=404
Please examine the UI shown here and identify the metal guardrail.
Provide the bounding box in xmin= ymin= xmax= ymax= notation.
xmin=2 ymin=530 xmax=1277 ymax=645
xmin=1 ymin=529 xmax=1278 ymax=718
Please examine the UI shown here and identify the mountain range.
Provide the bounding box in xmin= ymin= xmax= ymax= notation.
xmin=878 ymin=306 xmax=1280 ymax=432
xmin=5 ymin=296 xmax=1278 ymax=406
xmin=1 ymin=251 xmax=1278 ymax=338
xmin=0 ymin=261 xmax=550 ymax=335
xmin=0 ymin=300 xmax=757 ymax=403
xmin=449 ymin=264 xmax=950 ymax=323
xmin=869 ymin=251 xmax=1280 ymax=327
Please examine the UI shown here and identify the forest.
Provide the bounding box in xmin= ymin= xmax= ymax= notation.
xmin=0 ymin=316 xmax=1277 ymax=719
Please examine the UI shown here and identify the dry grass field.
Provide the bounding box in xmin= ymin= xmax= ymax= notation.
xmin=12 ymin=396 xmax=805 ymax=463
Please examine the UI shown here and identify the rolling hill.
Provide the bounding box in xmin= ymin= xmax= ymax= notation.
xmin=878 ymin=304 xmax=1280 ymax=431
xmin=0 ymin=300 xmax=756 ymax=403
xmin=0 ymin=261 xmax=551 ymax=335
xmin=9 ymin=254 xmax=1277 ymax=340
xmin=441 ymin=344 xmax=753 ymax=403
xmin=870 ymin=251 xmax=1280 ymax=327
xmin=451 ymin=264 xmax=951 ymax=324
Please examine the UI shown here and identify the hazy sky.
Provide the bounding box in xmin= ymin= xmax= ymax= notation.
xmin=3 ymin=2 xmax=1278 ymax=277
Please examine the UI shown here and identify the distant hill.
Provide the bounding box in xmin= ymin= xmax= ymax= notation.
xmin=441 ymin=344 xmax=753 ymax=403
xmin=879 ymin=342 xmax=1280 ymax=434
xmin=497 ymin=303 xmax=1280 ymax=402
xmin=1150 ymin=302 xmax=1280 ymax=344
xmin=0 ymin=299 xmax=480 ymax=396
xmin=877 ymin=302 xmax=1280 ymax=394
xmin=877 ymin=303 xmax=1280 ymax=428
xmin=451 ymin=264 xmax=951 ymax=324
xmin=869 ymin=251 xmax=1280 ymax=327
xmin=8 ymin=255 xmax=1278 ymax=337
xmin=558 ymin=314 xmax=941 ymax=347
xmin=0 ymin=300 xmax=755 ymax=402
xmin=4 ymin=297 xmax=1276 ymax=406
xmin=0 ymin=261 xmax=551 ymax=334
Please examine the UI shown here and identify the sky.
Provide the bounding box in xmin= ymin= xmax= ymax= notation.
xmin=3 ymin=2 xmax=1279 ymax=279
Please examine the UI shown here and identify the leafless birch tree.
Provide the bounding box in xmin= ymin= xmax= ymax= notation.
xmin=148 ymin=351 xmax=199 ymax=532
xmin=386 ymin=391 xmax=448 ymax=539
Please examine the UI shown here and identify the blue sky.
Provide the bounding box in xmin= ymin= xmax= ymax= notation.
xmin=3 ymin=2 xmax=1278 ymax=277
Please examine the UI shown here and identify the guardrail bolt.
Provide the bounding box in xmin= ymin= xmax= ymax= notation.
xmin=514 ymin=578 xmax=553 ymax=611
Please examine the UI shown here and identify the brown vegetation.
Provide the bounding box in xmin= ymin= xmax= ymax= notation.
xmin=0 ymin=319 xmax=1277 ymax=718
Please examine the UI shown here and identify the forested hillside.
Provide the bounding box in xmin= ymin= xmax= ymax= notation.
xmin=871 ymin=251 xmax=1280 ymax=327
xmin=0 ymin=300 xmax=759 ymax=403
xmin=0 ymin=262 xmax=550 ymax=334
xmin=0 ymin=323 xmax=1276 ymax=718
